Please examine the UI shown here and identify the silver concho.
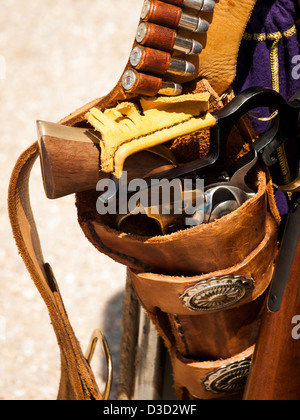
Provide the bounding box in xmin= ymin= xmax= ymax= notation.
xmin=180 ymin=275 xmax=255 ymax=312
xmin=202 ymin=358 xmax=252 ymax=394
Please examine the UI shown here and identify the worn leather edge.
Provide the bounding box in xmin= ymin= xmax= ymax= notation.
xmin=137 ymin=303 xmax=256 ymax=400
xmin=78 ymin=166 xmax=280 ymax=276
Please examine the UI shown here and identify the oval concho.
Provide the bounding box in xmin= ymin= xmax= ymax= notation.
xmin=202 ymin=358 xmax=252 ymax=394
xmin=180 ymin=275 xmax=255 ymax=312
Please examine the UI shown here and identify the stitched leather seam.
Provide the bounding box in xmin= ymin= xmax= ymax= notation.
xmin=112 ymin=115 xmax=197 ymax=174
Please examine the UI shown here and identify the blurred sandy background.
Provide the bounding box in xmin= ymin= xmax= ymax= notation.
xmin=0 ymin=0 xmax=141 ymax=400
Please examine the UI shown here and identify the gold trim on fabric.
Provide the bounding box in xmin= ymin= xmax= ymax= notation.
xmin=242 ymin=22 xmax=300 ymax=189
xmin=243 ymin=24 xmax=298 ymax=43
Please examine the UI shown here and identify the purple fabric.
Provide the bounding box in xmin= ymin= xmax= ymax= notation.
xmin=233 ymin=0 xmax=300 ymax=216
xmin=234 ymin=0 xmax=300 ymax=100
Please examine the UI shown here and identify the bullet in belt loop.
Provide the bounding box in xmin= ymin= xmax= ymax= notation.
xmin=136 ymin=22 xmax=203 ymax=55
xmin=141 ymin=0 xmax=182 ymax=29
xmin=122 ymin=69 xmax=183 ymax=96
xmin=184 ymin=0 xmax=215 ymax=12
xmin=141 ymin=0 xmax=209 ymax=33
xmin=130 ymin=45 xmax=196 ymax=76
xmin=174 ymin=34 xmax=203 ymax=55
xmin=163 ymin=0 xmax=216 ymax=13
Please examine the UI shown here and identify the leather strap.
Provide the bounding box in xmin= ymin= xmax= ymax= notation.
xmin=130 ymin=213 xmax=278 ymax=316
xmin=8 ymin=142 xmax=102 ymax=400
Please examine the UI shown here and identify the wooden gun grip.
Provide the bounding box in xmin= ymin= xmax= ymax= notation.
xmin=37 ymin=121 xmax=176 ymax=199
xmin=38 ymin=122 xmax=102 ymax=199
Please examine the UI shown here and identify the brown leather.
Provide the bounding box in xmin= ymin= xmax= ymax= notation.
xmin=129 ymin=214 xmax=278 ymax=318
xmin=57 ymin=1 xmax=259 ymax=128
xmin=77 ymin=166 xmax=279 ymax=276
xmin=8 ymin=93 xmax=279 ymax=401
xmin=125 ymin=174 xmax=279 ymax=399
xmin=8 ymin=144 xmax=102 ymax=400
xmin=76 ymin=93 xmax=280 ymax=399
xmin=171 ymin=346 xmax=255 ymax=400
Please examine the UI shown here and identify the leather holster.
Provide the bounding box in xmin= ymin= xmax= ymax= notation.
xmin=76 ymin=79 xmax=280 ymax=399
xmin=8 ymin=0 xmax=281 ymax=400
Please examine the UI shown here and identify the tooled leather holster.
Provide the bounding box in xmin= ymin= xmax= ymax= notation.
xmin=8 ymin=0 xmax=281 ymax=400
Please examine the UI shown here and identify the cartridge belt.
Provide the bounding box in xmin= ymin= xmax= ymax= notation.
xmin=171 ymin=346 xmax=255 ymax=400
xmin=119 ymin=0 xmax=258 ymax=98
